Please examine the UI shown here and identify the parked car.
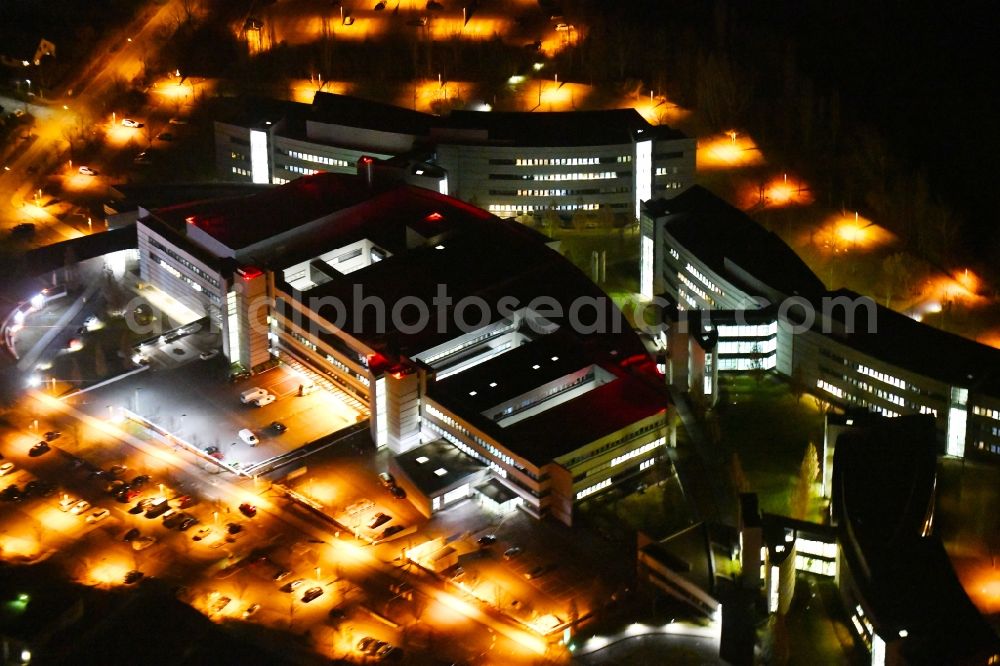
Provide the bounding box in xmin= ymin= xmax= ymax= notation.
xmin=177 ymin=516 xmax=198 ymax=531
xmin=477 ymin=534 xmax=497 ymax=546
xmin=85 ymin=508 xmax=110 ymax=524
xmin=270 ymin=421 xmax=287 ymax=433
xmin=199 ymin=349 xmax=218 ymax=360
xmin=0 ymin=484 xmax=24 ymax=502
xmin=130 ymin=475 xmax=150 ymax=489
xmin=123 ymin=528 xmax=141 ymax=541
xmin=239 ymin=387 xmax=267 ymax=404
xmin=78 ymin=166 xmax=97 ymax=176
xmin=251 ymin=394 xmax=275 ymax=408
xmin=239 ymin=503 xmax=257 ymax=517
xmin=281 ymin=579 xmax=305 ymax=593
xmin=29 ymin=441 xmax=50 ymax=456
xmin=132 ymin=536 xmax=157 ymax=550
xmin=204 ymin=446 xmax=224 ymax=460
xmin=272 ymin=568 xmax=291 ymax=582
xmin=156 ymin=132 xmax=174 ymax=142
xmin=357 ymin=637 xmax=380 ymax=654
xmin=242 ymin=603 xmax=260 ymax=619
xmin=109 ymin=465 xmax=128 ymax=477
xmin=378 ymin=472 xmax=395 ymax=488
xmin=503 ymin=546 xmax=522 ymax=560
xmin=238 ymin=429 xmax=258 ymax=446
xmin=368 ymin=512 xmax=392 ymax=529
xmin=379 ymin=525 xmax=405 ymax=540
xmin=70 ymin=500 xmax=91 ymax=515
xmin=0 ymin=462 xmax=14 ymax=476
xmin=145 ymin=501 xmax=170 ymax=519
xmin=163 ymin=512 xmax=187 ymax=528
xmin=192 ymin=526 xmax=213 ymax=541
xmin=123 ymin=569 xmax=144 ymax=584
xmin=121 ymin=118 xmax=142 ymax=128
xmin=133 ymin=151 xmax=153 ymax=165
xmin=24 ymin=480 xmax=56 ymax=497
xmin=209 ymin=595 xmax=232 ymax=614
xmin=58 ymin=496 xmax=77 ymax=512
xmin=389 ymin=485 xmax=406 ymax=500
xmin=43 ymin=431 xmax=61 ymax=441
xmin=302 ymin=586 xmax=324 ymax=603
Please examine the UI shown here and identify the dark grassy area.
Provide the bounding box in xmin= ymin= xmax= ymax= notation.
xmin=715 ymin=375 xmax=825 ymax=518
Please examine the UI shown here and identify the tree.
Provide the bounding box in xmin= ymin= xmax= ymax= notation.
xmin=749 ymin=342 xmax=765 ymax=387
xmin=788 ymin=364 xmax=808 ymax=404
xmin=790 ymin=442 xmax=819 ymax=519
xmin=882 ymin=252 xmax=912 ymax=307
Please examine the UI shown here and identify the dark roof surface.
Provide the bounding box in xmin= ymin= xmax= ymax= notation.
xmin=427 ymin=328 xmax=667 ymax=466
xmin=441 ymin=108 xmax=686 ymax=146
xmin=154 ymin=173 xmax=373 ymax=250
xmin=394 ymin=438 xmax=485 ymax=495
xmin=820 ymin=288 xmax=1000 ymax=395
xmin=311 ymin=92 xmax=435 ymax=136
xmin=833 ymin=416 xmax=999 ymax=664
xmin=651 ymin=186 xmax=827 ymax=301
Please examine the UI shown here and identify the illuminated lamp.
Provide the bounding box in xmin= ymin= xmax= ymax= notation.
xmin=425 ymin=212 xmax=444 ymax=222
xmin=185 ymin=216 xmax=197 ymax=224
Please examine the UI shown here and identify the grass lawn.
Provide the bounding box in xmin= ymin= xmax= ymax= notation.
xmin=578 ymin=474 xmax=693 ymax=541
xmin=715 ymin=375 xmax=826 ymax=519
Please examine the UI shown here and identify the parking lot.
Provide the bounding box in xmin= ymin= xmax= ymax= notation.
xmin=70 ymin=358 xmax=363 ymax=470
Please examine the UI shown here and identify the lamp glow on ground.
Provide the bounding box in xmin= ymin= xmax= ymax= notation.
xmin=697 ymin=131 xmax=765 ymax=169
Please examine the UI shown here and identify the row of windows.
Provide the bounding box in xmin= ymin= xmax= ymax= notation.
xmin=610 ymin=437 xmax=665 ymax=468
xmin=857 ymin=364 xmax=907 ymax=391
xmin=717 ymin=356 xmax=777 ymax=371
xmin=717 ymin=339 xmax=777 ymax=355
xmin=654 ymin=182 xmax=685 ymax=191
xmin=576 ymin=478 xmax=611 ymax=500
xmin=516 ymin=157 xmax=601 ymax=166
xmin=232 ymin=166 xmax=250 ymax=177
xmin=230 ymin=151 xmax=247 ymax=162
xmin=424 ymin=420 xmax=508 ymax=479
xmin=282 ymin=164 xmax=319 ymax=176
xmin=564 ymin=420 xmax=663 ymax=467
xmin=677 ymin=272 xmax=714 ymax=307
xmin=148 ymin=238 xmax=220 ymax=288
xmin=685 ymin=262 xmax=723 ymax=295
xmin=974 ymin=407 xmax=1000 ymax=421
xmin=535 ymin=171 xmax=619 ymax=181
xmin=817 ymin=379 xmax=843 ymax=399
xmin=977 ymin=441 xmax=1000 ymax=455
xmin=494 ymin=187 xmax=630 ymax=197
xmin=717 ymin=323 xmax=778 ymax=338
xmin=150 ymin=254 xmax=221 ymax=305
xmin=487 ymin=203 xmax=601 ymax=214
xmin=669 ymin=248 xmax=680 ymax=260
xmin=654 ymin=166 xmax=680 ymax=176
xmin=425 ymin=403 xmax=523 ymax=473
xmin=287 ymin=150 xmax=349 ymax=167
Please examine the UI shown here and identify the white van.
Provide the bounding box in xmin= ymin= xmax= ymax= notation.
xmin=240 ymin=387 xmax=267 ymax=404
xmin=238 ymin=429 xmax=259 ymax=446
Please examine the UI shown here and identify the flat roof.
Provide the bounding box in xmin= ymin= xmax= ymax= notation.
xmin=648 ymin=186 xmax=827 ymax=301
xmin=820 ymin=288 xmax=1000 ymax=395
xmin=429 ymin=335 xmax=668 ymax=467
xmin=475 ymin=478 xmax=519 ymax=504
xmin=394 ymin=438 xmax=485 ymax=496
xmin=834 ymin=416 xmax=999 ymax=662
xmin=310 ymin=92 xmax=435 ymax=136
xmin=440 ymin=108 xmax=687 ymax=146
xmin=154 ymin=173 xmax=373 ymax=251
